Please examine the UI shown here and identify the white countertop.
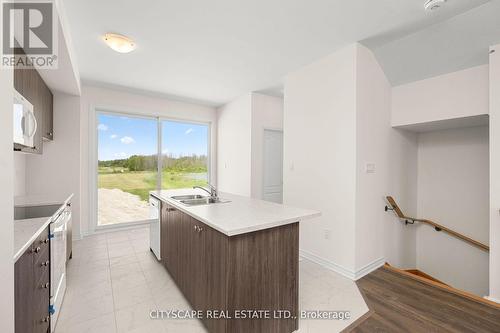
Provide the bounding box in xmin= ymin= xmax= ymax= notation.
xmin=14 ymin=193 xmax=73 ymax=207
xmin=150 ymin=189 xmax=320 ymax=236
xmin=14 ymin=194 xmax=74 ymax=262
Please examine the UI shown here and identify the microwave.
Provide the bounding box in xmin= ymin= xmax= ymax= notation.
xmin=13 ymin=89 xmax=37 ymax=148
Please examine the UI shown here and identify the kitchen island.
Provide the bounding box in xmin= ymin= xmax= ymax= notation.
xmin=150 ymin=189 xmax=320 ymax=333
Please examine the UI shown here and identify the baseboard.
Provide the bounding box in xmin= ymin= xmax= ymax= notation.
xmin=72 ymin=233 xmax=83 ymax=241
xmin=485 ymin=296 xmax=500 ymax=304
xmin=299 ymin=249 xmax=384 ymax=281
xmin=354 ymin=258 xmax=385 ymax=280
xmin=80 ymin=220 xmax=151 ymax=238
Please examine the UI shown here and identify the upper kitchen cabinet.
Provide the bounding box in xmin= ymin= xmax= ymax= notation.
xmin=39 ymin=73 xmax=54 ymax=141
xmin=14 ymin=64 xmax=54 ymax=154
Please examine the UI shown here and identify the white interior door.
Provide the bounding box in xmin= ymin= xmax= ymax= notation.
xmin=263 ymin=129 xmax=283 ymax=203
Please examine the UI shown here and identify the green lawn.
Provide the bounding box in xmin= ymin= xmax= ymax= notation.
xmin=98 ymin=167 xmax=208 ymax=201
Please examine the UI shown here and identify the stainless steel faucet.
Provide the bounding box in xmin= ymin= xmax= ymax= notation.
xmin=193 ymin=184 xmax=218 ymax=198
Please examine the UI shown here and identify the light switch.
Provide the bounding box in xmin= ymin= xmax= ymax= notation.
xmin=365 ymin=163 xmax=376 ymax=174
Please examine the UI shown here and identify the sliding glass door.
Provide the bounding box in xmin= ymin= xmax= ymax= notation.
xmin=97 ymin=113 xmax=158 ymax=226
xmin=161 ymin=120 xmax=209 ymax=190
xmin=96 ymin=112 xmax=210 ymax=227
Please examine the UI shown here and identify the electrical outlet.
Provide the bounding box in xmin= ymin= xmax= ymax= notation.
xmin=324 ymin=229 xmax=331 ymax=240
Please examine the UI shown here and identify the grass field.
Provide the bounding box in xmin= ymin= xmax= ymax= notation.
xmin=98 ymin=167 xmax=208 ymax=201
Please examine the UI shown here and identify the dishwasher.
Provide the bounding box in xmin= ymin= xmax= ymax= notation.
xmin=50 ymin=204 xmax=71 ymax=332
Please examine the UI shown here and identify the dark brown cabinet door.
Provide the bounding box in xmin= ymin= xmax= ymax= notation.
xmin=160 ymin=203 xmax=168 ymax=265
xmin=185 ymin=216 xmax=203 ymax=306
xmin=201 ymin=223 xmax=228 ymax=333
xmin=15 ymin=226 xmax=51 ymax=333
xmin=15 ymin=247 xmax=35 ymax=333
xmin=40 ymin=78 xmax=53 ymax=141
xmin=163 ymin=204 xmax=182 ymax=283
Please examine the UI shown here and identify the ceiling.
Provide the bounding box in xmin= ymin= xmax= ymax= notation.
xmin=370 ymin=1 xmax=500 ymax=86
xmin=64 ymin=0 xmax=495 ymax=106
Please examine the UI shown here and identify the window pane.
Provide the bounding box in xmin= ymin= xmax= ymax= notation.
xmin=97 ymin=113 xmax=158 ymax=225
xmin=161 ymin=121 xmax=209 ymax=190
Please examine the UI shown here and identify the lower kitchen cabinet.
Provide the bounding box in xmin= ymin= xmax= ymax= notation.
xmin=160 ymin=203 xmax=299 ymax=333
xmin=15 ymin=227 xmax=51 ymax=333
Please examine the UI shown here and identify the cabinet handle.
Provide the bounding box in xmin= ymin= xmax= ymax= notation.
xmin=41 ymin=260 xmax=50 ymax=267
xmin=32 ymin=246 xmax=41 ymax=253
xmin=194 ymin=225 xmax=198 ymax=231
xmin=42 ymin=316 xmax=50 ymax=323
xmin=40 ymin=282 xmax=50 ymax=289
xmin=41 ymin=238 xmax=49 ymax=244
xmin=194 ymin=225 xmax=203 ymax=233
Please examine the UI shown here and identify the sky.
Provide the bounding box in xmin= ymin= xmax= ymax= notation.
xmin=98 ymin=114 xmax=209 ymax=161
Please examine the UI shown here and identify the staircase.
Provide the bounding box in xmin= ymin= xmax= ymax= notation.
xmin=385 ymin=262 xmax=449 ymax=286
xmin=343 ymin=265 xmax=500 ymax=333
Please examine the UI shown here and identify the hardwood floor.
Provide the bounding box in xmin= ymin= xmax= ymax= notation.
xmin=345 ymin=266 xmax=500 ymax=333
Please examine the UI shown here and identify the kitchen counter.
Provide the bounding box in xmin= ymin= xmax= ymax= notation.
xmin=150 ymin=189 xmax=320 ymax=236
xmin=152 ymin=189 xmax=319 ymax=333
xmin=14 ymin=194 xmax=74 ymax=262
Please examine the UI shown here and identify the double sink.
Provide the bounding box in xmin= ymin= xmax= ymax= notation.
xmin=170 ymin=194 xmax=230 ymax=206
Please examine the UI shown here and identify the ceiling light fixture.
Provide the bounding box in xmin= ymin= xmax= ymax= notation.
xmin=424 ymin=0 xmax=447 ymax=11
xmin=103 ymin=33 xmax=136 ymax=53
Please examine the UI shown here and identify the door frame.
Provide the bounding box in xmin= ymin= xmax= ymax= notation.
xmin=88 ymin=105 xmax=212 ymax=235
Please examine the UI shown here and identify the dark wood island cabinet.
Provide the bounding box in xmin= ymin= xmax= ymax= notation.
xmin=160 ymin=202 xmax=300 ymax=333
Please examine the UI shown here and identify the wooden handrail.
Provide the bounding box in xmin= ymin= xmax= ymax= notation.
xmin=385 ymin=196 xmax=489 ymax=252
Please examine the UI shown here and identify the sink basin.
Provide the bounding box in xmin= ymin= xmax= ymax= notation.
xmin=170 ymin=194 xmax=207 ymax=200
xmin=178 ymin=197 xmax=230 ymax=206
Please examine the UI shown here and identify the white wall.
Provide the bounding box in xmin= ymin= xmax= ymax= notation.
xmin=284 ymin=43 xmax=418 ymax=279
xmin=489 ymin=44 xmax=500 ymax=302
xmin=355 ymin=44 xmax=418 ymax=272
xmin=14 ymin=153 xmax=26 ymax=196
xmin=250 ymin=93 xmax=284 ymax=199
xmin=392 ymin=65 xmax=489 ymax=127
xmin=417 ymin=126 xmax=489 ymax=296
xmin=284 ymin=45 xmax=358 ymax=274
xmin=216 ymin=93 xmax=252 ymax=196
xmin=80 ymin=85 xmax=217 ymax=236
xmin=25 ymin=93 xmax=82 ymax=237
xmin=0 ymin=46 xmax=15 ymax=331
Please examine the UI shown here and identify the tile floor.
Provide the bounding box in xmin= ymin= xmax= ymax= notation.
xmin=56 ymin=227 xmax=368 ymax=333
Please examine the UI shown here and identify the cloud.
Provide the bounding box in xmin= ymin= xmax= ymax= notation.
xmin=110 ymin=134 xmax=118 ymax=139
xmin=98 ymin=124 xmax=108 ymax=131
xmin=120 ymin=136 xmax=135 ymax=144
xmin=185 ymin=128 xmax=193 ymax=135
xmin=114 ymin=152 xmax=128 ymax=159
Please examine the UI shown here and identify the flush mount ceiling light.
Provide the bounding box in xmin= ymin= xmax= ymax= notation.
xmin=103 ymin=33 xmax=136 ymax=53
xmin=424 ymin=0 xmax=447 ymax=11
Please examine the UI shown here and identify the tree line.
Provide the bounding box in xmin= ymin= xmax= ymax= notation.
xmin=99 ymin=154 xmax=207 ymax=172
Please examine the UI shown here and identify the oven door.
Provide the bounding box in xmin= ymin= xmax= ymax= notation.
xmin=50 ymin=208 xmax=69 ymax=331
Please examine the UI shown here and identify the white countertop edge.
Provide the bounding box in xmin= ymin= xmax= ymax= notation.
xmin=150 ymin=191 xmax=321 ymax=237
xmin=13 ymin=217 xmax=53 ymax=262
xmin=14 ymin=193 xmax=74 ymax=207
xmin=224 ymin=212 xmax=322 ymax=236
xmin=14 ymin=193 xmax=74 ymax=262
